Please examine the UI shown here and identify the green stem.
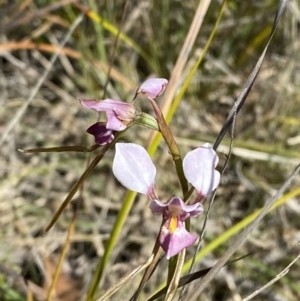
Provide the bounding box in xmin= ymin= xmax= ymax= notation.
xmin=86 ymin=190 xmax=137 ymax=301
xmin=147 ymin=97 xmax=188 ymax=196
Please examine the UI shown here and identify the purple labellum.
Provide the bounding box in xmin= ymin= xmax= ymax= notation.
xmin=86 ymin=122 xmax=114 ymax=145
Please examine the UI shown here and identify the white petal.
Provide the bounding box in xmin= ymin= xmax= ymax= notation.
xmin=183 ymin=144 xmax=220 ymax=197
xmin=113 ymin=143 xmax=156 ymax=196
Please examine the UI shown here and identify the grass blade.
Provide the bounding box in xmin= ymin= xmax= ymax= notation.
xmin=184 ymin=163 xmax=300 ymax=300
xmin=213 ymin=0 xmax=288 ymax=151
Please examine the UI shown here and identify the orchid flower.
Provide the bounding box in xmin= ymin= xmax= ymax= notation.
xmin=150 ymin=197 xmax=202 ymax=259
xmin=80 ymin=78 xmax=168 ymax=145
xmin=135 ymin=78 xmax=168 ymax=99
xmin=80 ymin=99 xmax=138 ymax=145
xmin=112 ymin=143 xmax=220 ymax=259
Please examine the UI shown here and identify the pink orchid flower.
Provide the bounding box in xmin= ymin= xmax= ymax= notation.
xmin=150 ymin=197 xmax=202 ymax=259
xmin=80 ymin=78 xmax=168 ymax=145
xmin=112 ymin=143 xmax=220 ymax=259
xmin=80 ymin=99 xmax=138 ymax=145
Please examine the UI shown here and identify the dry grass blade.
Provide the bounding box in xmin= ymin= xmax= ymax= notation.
xmin=148 ymin=267 xmax=212 ymax=301
xmin=148 ymin=267 xmax=213 ymax=301
xmin=242 ymin=253 xmax=300 ymax=301
xmin=183 ymin=163 xmax=300 ymax=301
xmin=164 ymin=249 xmax=186 ymax=301
xmin=177 ymin=137 xmax=300 ymax=165
xmin=148 ymin=254 xmax=253 ymax=301
xmin=129 ymin=240 xmax=164 ymax=301
xmin=3 ymin=0 xmax=77 ymax=32
xmin=0 ymin=13 xmax=84 ymax=147
xmin=213 ymin=0 xmax=288 ymax=151
xmin=95 ymin=254 xmax=154 ymax=301
xmin=18 ymin=145 xmax=100 ymax=153
xmin=158 ymin=0 xmax=211 ymax=116
xmin=44 ymin=144 xmax=109 ymax=233
xmin=46 ymin=212 xmax=76 ymax=301
xmin=0 ymin=42 xmax=134 ymax=89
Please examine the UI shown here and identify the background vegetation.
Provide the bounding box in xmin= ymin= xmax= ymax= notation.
xmin=0 ymin=0 xmax=300 ymax=300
